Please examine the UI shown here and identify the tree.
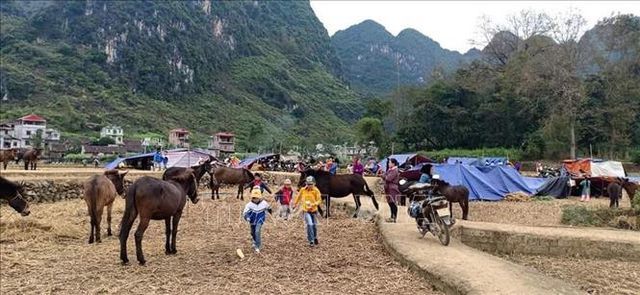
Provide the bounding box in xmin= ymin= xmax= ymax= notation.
xmin=31 ymin=129 xmax=44 ymax=148
xmin=93 ymin=137 xmax=116 ymax=146
xmin=355 ymin=117 xmax=386 ymax=156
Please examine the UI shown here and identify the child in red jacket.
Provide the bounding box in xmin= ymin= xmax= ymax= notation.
xmin=274 ymin=179 xmax=295 ymax=220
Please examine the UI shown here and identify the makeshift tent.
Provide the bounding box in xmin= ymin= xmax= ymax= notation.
xmin=379 ymin=153 xmax=431 ymax=172
xmin=105 ymin=152 xmax=155 ymax=170
xmin=104 ymin=149 xmax=213 ymax=170
xmin=239 ymin=153 xmax=278 ymax=169
xmin=562 ymin=159 xmax=626 ymax=177
xmin=534 ymin=176 xmax=572 ymax=198
xmin=165 ymin=150 xmax=214 ymax=168
xmin=432 ymin=164 xmax=544 ymax=201
xmin=447 ymin=157 xmax=508 ymax=166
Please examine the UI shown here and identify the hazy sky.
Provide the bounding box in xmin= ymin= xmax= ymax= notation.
xmin=310 ymin=1 xmax=640 ymax=53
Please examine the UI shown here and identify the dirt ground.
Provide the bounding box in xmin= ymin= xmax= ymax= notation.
xmin=0 ymin=189 xmax=440 ymax=294
xmin=500 ymin=254 xmax=640 ymax=295
xmin=449 ymin=196 xmax=634 ymax=227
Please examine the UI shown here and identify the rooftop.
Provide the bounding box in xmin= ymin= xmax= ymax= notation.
xmin=19 ymin=114 xmax=46 ymax=122
xmin=170 ymin=128 xmax=190 ymax=134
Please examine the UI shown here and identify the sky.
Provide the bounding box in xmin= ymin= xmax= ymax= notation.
xmin=310 ymin=1 xmax=640 ymax=53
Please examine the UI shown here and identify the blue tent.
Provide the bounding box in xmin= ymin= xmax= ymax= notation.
xmin=432 ymin=164 xmax=544 ymax=201
xmin=447 ymin=157 xmax=508 ymax=166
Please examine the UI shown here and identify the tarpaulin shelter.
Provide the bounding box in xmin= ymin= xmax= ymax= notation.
xmin=534 ymin=176 xmax=572 ymax=198
xmin=379 ymin=153 xmax=431 ymax=172
xmin=430 ymin=164 xmax=544 ymax=201
xmin=562 ymin=159 xmax=626 ymax=178
xmin=104 ymin=149 xmax=214 ymax=170
xmin=105 ymin=152 xmax=155 ymax=170
xmin=447 ymin=157 xmax=508 ymax=166
xmin=239 ymin=153 xmax=278 ymax=169
xmin=165 ymin=150 xmax=215 ymax=168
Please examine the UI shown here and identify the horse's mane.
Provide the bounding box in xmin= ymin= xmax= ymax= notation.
xmin=304 ymin=168 xmax=330 ymax=176
xmin=433 ymin=179 xmax=451 ymax=186
xmin=104 ymin=169 xmax=119 ymax=176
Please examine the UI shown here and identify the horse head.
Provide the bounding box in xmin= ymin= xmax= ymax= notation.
xmin=621 ymin=179 xmax=638 ymax=201
xmin=0 ymin=177 xmax=30 ymax=216
xmin=170 ymin=169 xmax=199 ymax=204
xmin=243 ymin=168 xmax=254 ymax=183
xmin=105 ymin=170 xmax=129 ymax=196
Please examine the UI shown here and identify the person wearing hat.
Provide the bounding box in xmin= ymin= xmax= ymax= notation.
xmin=293 ymin=176 xmax=322 ymax=246
xmin=242 ymin=186 xmax=273 ymax=253
xmin=274 ymin=179 xmax=295 ymax=220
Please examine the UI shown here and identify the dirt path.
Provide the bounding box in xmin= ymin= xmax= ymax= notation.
xmin=0 ymin=191 xmax=440 ymax=294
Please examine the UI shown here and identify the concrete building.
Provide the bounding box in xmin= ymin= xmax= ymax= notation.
xmin=100 ymin=125 xmax=124 ymax=145
xmin=208 ymin=132 xmax=235 ymax=157
xmin=0 ymin=114 xmax=60 ymax=150
xmin=169 ymin=128 xmax=190 ymax=148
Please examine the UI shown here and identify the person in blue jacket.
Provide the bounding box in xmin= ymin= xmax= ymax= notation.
xmin=418 ymin=164 xmax=433 ymax=183
xmin=153 ymin=149 xmax=163 ymax=171
xmin=243 ymin=187 xmax=272 ymax=253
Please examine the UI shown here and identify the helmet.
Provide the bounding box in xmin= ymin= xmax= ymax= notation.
xmin=305 ymin=176 xmax=315 ymax=184
xmin=283 ymin=179 xmax=292 ymax=185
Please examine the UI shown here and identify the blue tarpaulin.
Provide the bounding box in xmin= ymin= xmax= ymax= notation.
xmin=432 ymin=164 xmax=544 ymax=201
xmin=239 ymin=153 xmax=277 ymax=169
xmin=447 ymin=157 xmax=508 ymax=166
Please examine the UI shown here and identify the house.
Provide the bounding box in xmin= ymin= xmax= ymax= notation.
xmin=123 ymin=139 xmax=144 ymax=153
xmin=169 ymin=128 xmax=190 ymax=148
xmin=100 ymin=125 xmax=124 ymax=145
xmin=81 ymin=144 xmax=127 ymax=155
xmin=0 ymin=114 xmax=60 ymax=150
xmin=208 ymin=132 xmax=235 ymax=157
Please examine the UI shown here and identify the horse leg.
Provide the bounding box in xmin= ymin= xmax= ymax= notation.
xmin=88 ymin=215 xmax=95 ymax=244
xmin=134 ymin=217 xmax=150 ymax=265
xmin=165 ymin=218 xmax=172 ymax=255
xmin=352 ymin=195 xmax=361 ymax=218
xmin=24 ymin=161 xmax=28 ymax=171
xmin=238 ymin=184 xmax=244 ymax=200
xmin=119 ymin=209 xmax=137 ymax=264
xmin=95 ymin=206 xmax=104 ymax=243
xmin=106 ymin=203 xmax=113 ymax=236
xmin=33 ymin=161 xmax=37 ymax=170
xmin=326 ymin=196 xmax=331 ymax=218
xmin=462 ymin=198 xmax=469 ymax=220
xmin=170 ymin=212 xmax=183 ymax=254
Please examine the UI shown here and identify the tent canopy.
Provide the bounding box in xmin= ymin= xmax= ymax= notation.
xmin=447 ymin=157 xmax=508 ymax=166
xmin=104 ymin=149 xmax=214 ymax=170
xmin=563 ymin=159 xmax=626 ymax=178
xmin=239 ymin=153 xmax=278 ymax=169
xmin=431 ymin=164 xmax=544 ymax=201
xmin=379 ymin=153 xmax=431 ymax=172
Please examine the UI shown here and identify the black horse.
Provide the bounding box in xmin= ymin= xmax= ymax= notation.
xmin=0 ymin=176 xmax=31 ymax=216
xmin=298 ymin=169 xmax=378 ymax=218
xmin=162 ymin=157 xmax=214 ymax=184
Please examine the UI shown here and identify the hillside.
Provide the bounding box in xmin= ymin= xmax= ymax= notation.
xmin=0 ymin=0 xmax=361 ymax=149
xmin=331 ymin=20 xmax=479 ymax=96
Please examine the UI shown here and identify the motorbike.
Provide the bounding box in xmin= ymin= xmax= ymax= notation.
xmin=401 ymin=178 xmax=452 ymax=246
xmin=538 ymin=166 xmax=560 ymax=178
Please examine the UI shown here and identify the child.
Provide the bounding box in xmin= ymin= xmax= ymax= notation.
xmin=248 ymin=173 xmax=272 ymax=194
xmin=293 ymin=176 xmax=322 ymax=247
xmin=274 ymin=179 xmax=295 ymax=220
xmin=242 ymin=186 xmax=272 ymax=253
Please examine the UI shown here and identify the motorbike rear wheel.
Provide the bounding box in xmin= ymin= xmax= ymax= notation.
xmin=433 ymin=213 xmax=450 ymax=246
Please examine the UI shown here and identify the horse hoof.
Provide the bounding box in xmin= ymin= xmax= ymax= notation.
xmin=121 ymin=259 xmax=129 ymax=265
xmin=107 ymin=232 xmax=112 ymax=236
xmin=88 ymin=240 xmax=94 ymax=244
xmin=170 ymin=250 xmax=177 ymax=255
xmin=138 ymin=260 xmax=146 ymax=266
xmin=96 ymin=239 xmax=102 ymax=243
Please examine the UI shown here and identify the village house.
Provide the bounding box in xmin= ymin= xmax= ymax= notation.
xmin=208 ymin=132 xmax=235 ymax=157
xmin=100 ymin=125 xmax=124 ymax=145
xmin=169 ymin=128 xmax=190 ymax=148
xmin=0 ymin=114 xmax=61 ymax=150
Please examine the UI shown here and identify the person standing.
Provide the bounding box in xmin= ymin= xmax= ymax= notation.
xmin=383 ymin=158 xmax=401 ymax=223
xmin=274 ymin=179 xmax=295 ymax=220
xmin=293 ymin=176 xmax=322 ymax=246
xmin=243 ymin=187 xmax=272 ymax=253
xmin=153 ymin=149 xmax=163 ymax=171
xmin=162 ymin=151 xmax=169 ymax=170
xmin=352 ymin=156 xmax=364 ymax=176
xmin=580 ymin=174 xmax=591 ymax=202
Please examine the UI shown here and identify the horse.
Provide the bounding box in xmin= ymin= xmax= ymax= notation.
xmin=23 ymin=148 xmax=42 ymax=170
xmin=431 ymin=179 xmax=470 ymax=220
xmin=0 ymin=149 xmax=17 ymax=170
xmin=83 ymin=170 xmax=128 ymax=244
xmin=162 ymin=157 xmax=213 ymax=184
xmin=119 ymin=170 xmax=198 ymax=265
xmin=0 ymin=176 xmax=30 ymax=216
xmin=209 ymin=167 xmax=254 ymax=200
xmin=298 ymin=169 xmax=379 ymax=218
xmin=608 ymin=178 xmax=639 ymax=208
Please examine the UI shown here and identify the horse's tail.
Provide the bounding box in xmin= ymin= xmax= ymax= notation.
xmin=119 ymin=182 xmax=138 ymax=242
xmin=86 ymin=178 xmax=100 ymax=228
xmin=362 ymin=178 xmax=379 ymax=210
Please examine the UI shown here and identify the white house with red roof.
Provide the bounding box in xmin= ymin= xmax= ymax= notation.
xmin=0 ymin=114 xmax=61 ymax=149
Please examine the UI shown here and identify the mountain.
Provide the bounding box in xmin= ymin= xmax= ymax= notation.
xmin=0 ymin=0 xmax=361 ymax=149
xmin=331 ymin=20 xmax=479 ymax=96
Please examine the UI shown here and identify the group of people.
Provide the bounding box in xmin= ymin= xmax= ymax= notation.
xmin=242 ymin=173 xmax=322 ymax=253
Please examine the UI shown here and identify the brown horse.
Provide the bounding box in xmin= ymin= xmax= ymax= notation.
xmin=119 ymin=171 xmax=198 ymax=265
xmin=298 ymin=169 xmax=379 ymax=218
xmin=0 ymin=149 xmax=17 ymax=170
xmin=431 ymin=179 xmax=470 ymax=220
xmin=83 ymin=170 xmax=128 ymax=244
xmin=162 ymin=157 xmax=213 ymax=184
xmin=608 ymin=178 xmax=639 ymax=208
xmin=0 ymin=176 xmax=30 ymax=216
xmin=209 ymin=167 xmax=254 ymax=200
xmin=23 ymin=148 xmax=42 ymax=170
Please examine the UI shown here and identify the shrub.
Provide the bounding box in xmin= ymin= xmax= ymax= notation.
xmin=561 ymin=205 xmax=637 ymax=230
xmin=631 ymin=149 xmax=640 ymax=165
xmin=423 ymin=148 xmax=521 ymax=162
